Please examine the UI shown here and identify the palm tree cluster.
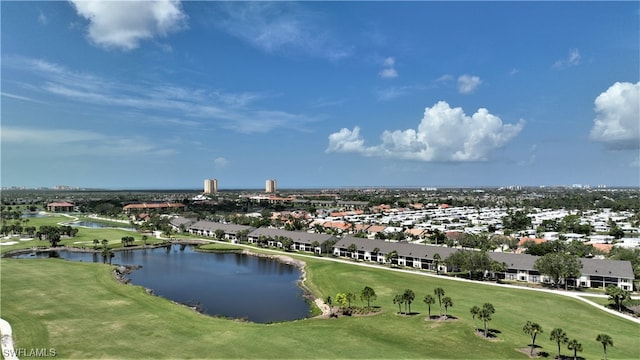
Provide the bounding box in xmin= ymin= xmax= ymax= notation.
xmin=329 ymin=287 xmax=378 ymax=315
xmin=393 ymin=289 xmax=416 ymax=314
xmin=521 ymin=322 xmax=612 ymax=360
xmin=469 ymin=303 xmax=495 ymax=338
xmin=121 ymin=236 xmax=135 ymax=247
xmin=605 ymin=285 xmax=631 ymax=312
xmin=100 ymin=239 xmax=114 ymax=265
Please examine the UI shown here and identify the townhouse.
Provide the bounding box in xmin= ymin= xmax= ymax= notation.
xmin=246 ymin=228 xmax=336 ymax=253
xmin=332 ymin=237 xmax=635 ymax=290
xmin=188 ymin=220 xmax=253 ymax=243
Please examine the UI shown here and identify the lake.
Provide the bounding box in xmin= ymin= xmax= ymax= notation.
xmin=15 ymin=245 xmax=311 ymax=323
xmin=67 ymin=221 xmax=136 ymax=231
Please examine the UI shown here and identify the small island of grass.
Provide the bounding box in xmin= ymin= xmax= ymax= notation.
xmin=196 ymin=243 xmax=243 ymax=253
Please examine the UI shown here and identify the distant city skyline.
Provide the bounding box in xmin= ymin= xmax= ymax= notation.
xmin=2 ymin=1 xmax=639 ymax=189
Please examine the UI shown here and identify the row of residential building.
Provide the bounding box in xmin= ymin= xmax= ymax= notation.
xmin=171 ymin=218 xmax=635 ymax=291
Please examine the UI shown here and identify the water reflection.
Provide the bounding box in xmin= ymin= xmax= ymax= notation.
xmin=15 ymin=245 xmax=310 ymax=323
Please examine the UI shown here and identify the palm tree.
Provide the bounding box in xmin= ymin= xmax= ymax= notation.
xmin=142 ymin=235 xmax=148 ymax=246
xmin=433 ymin=253 xmax=442 ymax=274
xmin=442 ymin=296 xmax=453 ymax=318
xmin=596 ymin=333 xmax=613 ymax=360
xmin=385 ymin=250 xmax=398 ymax=266
xmin=479 ymin=303 xmax=495 ymax=338
xmin=360 ymin=286 xmax=376 ymax=308
xmin=567 ymin=339 xmax=582 ymax=360
xmin=372 ymin=247 xmax=380 ymax=261
xmin=434 ymin=287 xmax=445 ymax=316
xmin=347 ymin=243 xmax=357 ymax=259
xmin=311 ymin=241 xmax=320 ymax=254
xmin=550 ymin=328 xmax=568 ymax=359
xmin=523 ymin=321 xmax=543 ymax=356
xmin=470 ymin=305 xmax=481 ymax=331
xmin=424 ymin=295 xmax=435 ymax=319
xmin=605 ymin=285 xmax=630 ymax=312
xmin=393 ymin=294 xmax=404 ymax=314
xmin=92 ymin=239 xmax=100 ymax=250
xmin=403 ymin=289 xmax=415 ymax=314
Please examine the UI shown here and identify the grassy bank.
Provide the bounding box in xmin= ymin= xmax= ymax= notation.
xmin=195 ymin=243 xmax=243 ymax=252
xmin=1 ymin=255 xmax=638 ymax=359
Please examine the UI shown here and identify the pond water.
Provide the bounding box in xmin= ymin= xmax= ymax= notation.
xmin=21 ymin=212 xmax=45 ymax=218
xmin=15 ymin=245 xmax=311 ymax=323
xmin=68 ymin=221 xmax=136 ymax=231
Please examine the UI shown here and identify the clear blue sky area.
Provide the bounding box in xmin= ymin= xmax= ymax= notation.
xmin=2 ymin=1 xmax=639 ymax=189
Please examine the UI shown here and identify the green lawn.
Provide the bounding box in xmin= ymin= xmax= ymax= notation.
xmin=1 ymin=254 xmax=638 ymax=359
xmin=196 ymin=243 xmax=243 ymax=252
xmin=0 ymin=214 xmax=166 ymax=254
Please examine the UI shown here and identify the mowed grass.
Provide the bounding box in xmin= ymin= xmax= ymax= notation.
xmin=1 ymin=255 xmax=639 ymax=359
xmin=196 ymin=243 xmax=243 ymax=252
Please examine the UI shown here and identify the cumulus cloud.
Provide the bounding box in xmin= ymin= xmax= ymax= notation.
xmin=457 ymin=75 xmax=482 ymax=94
xmin=70 ymin=0 xmax=187 ymax=50
xmin=327 ymin=101 xmax=525 ymax=161
xmin=553 ymin=48 xmax=581 ymax=69
xmin=589 ymin=81 xmax=640 ymax=150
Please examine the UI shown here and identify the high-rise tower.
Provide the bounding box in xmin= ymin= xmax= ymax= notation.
xmin=204 ymin=179 xmax=218 ymax=194
xmin=265 ymin=179 xmax=277 ymax=193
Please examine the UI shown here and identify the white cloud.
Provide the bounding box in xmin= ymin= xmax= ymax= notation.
xmin=1 ymin=126 xmax=175 ymax=157
xmin=213 ymin=2 xmax=351 ymax=60
xmin=213 ymin=157 xmax=229 ymax=168
xmin=435 ymin=74 xmax=453 ymax=83
xmin=38 ymin=10 xmax=48 ymax=25
xmin=379 ymin=57 xmax=398 ymax=78
xmin=553 ymin=48 xmax=581 ymax=69
xmin=69 ymin=0 xmax=187 ymax=51
xmin=589 ymin=81 xmax=640 ymax=150
xmin=379 ymin=68 xmax=398 ymax=79
xmin=6 ymin=56 xmax=312 ymax=134
xmin=1 ymin=92 xmax=39 ymax=102
xmin=327 ymin=101 xmax=525 ymax=162
xmin=457 ymin=75 xmax=482 ymax=94
xmin=374 ymin=85 xmax=425 ymax=101
xmin=326 ymin=127 xmax=367 ymax=154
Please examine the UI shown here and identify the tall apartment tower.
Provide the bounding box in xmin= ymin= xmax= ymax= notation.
xmin=265 ymin=179 xmax=277 ymax=193
xmin=204 ymin=178 xmax=218 ymax=194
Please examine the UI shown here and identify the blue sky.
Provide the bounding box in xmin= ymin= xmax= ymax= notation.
xmin=2 ymin=1 xmax=639 ymax=190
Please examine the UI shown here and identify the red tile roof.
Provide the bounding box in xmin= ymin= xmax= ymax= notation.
xmin=47 ymin=202 xmax=74 ymax=207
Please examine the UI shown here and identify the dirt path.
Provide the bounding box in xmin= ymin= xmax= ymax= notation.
xmin=314 ymin=298 xmax=331 ymax=317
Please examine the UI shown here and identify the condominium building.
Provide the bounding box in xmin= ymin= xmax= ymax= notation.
xmin=265 ymin=179 xmax=277 ymax=193
xmin=204 ymin=178 xmax=218 ymax=194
